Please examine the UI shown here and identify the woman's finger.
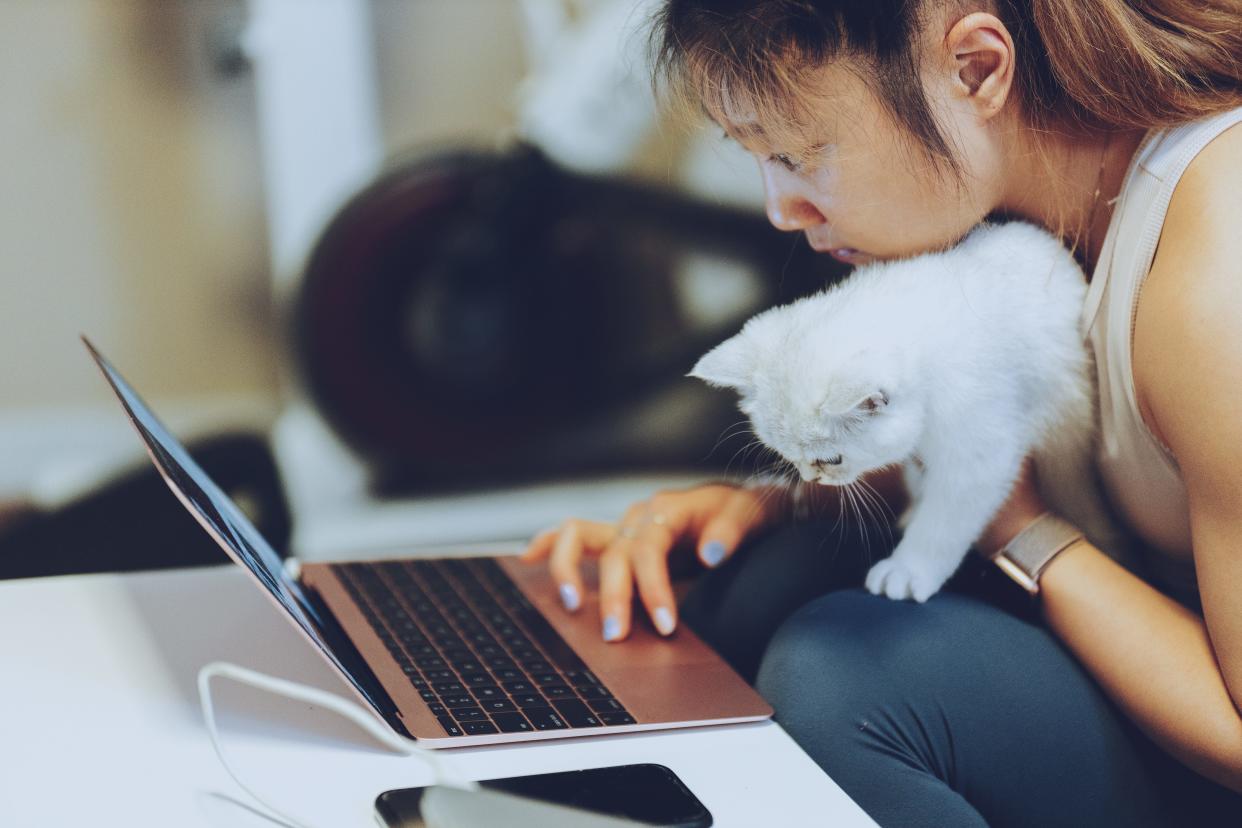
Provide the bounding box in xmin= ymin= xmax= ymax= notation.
xmin=629 ymin=523 xmax=679 ymax=636
xmin=597 ymin=542 xmax=635 ymax=642
xmin=547 ymin=519 xmax=613 ymax=614
xmin=695 ymin=488 xmax=773 ymax=568
xmin=518 ymin=525 xmax=560 ymax=563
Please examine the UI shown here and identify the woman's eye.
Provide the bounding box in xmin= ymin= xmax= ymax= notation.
xmin=770 ymin=153 xmax=800 ymax=172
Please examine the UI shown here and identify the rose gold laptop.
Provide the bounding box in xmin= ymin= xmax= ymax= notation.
xmin=85 ymin=337 xmax=772 ymax=747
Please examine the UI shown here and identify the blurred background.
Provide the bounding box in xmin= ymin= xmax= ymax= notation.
xmin=0 ymin=0 xmax=843 ymax=579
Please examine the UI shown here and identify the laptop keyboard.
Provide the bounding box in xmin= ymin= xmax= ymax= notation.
xmin=335 ymin=557 xmax=636 ymax=737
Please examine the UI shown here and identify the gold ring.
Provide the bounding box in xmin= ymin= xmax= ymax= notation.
xmin=650 ymin=513 xmax=668 ymax=526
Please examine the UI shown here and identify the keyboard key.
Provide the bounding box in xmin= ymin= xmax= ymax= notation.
xmin=522 ymin=707 xmax=569 ymax=730
xmin=428 ymin=702 xmax=447 ymax=716
xmin=511 ymin=606 xmax=585 ymax=670
xmin=492 ymin=712 xmax=534 ymax=733
xmin=576 ymin=686 xmax=612 ymax=699
xmin=541 ymin=685 xmax=575 ymax=699
xmin=452 ymin=708 xmax=488 ymax=722
xmin=532 ymin=673 xmax=562 ymax=686
xmin=419 ymin=690 xmax=437 ymax=702
xmin=551 ymin=698 xmax=601 ymax=728
xmin=433 ymin=682 xmax=466 ymax=694
xmin=460 ymin=673 xmax=493 ymax=687
xmin=480 ymin=699 xmax=517 ymax=713
xmin=415 ymin=657 xmax=446 ymax=670
xmin=462 ymin=721 xmax=498 ymax=735
xmin=588 ymin=698 xmax=625 ymax=713
xmin=451 ymin=661 xmax=485 ymax=675
xmin=471 ymin=685 xmax=504 ymax=701
xmin=440 ymin=695 xmax=475 ymax=708
xmin=423 ymin=669 xmax=454 ymax=682
xmin=484 ymin=657 xmax=517 ymax=671
xmin=502 ymin=681 xmax=534 ymax=694
xmin=436 ymin=716 xmax=464 ymax=736
xmin=512 ymin=693 xmax=549 ymax=709
xmin=563 ymin=670 xmax=599 ymax=686
xmin=492 ymin=668 xmax=527 ymax=683
xmin=599 ymin=712 xmax=636 ymax=726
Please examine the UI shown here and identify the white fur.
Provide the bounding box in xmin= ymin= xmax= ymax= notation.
xmin=690 ymin=221 xmax=1123 ymax=602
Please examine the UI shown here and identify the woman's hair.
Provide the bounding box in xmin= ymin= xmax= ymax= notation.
xmin=651 ymin=0 xmax=1242 ymax=173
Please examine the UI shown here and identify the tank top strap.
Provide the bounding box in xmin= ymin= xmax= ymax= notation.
xmin=1082 ymin=107 xmax=1242 ymax=340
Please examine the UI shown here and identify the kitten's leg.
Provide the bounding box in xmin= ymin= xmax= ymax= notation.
xmin=866 ymin=447 xmax=1024 ymax=602
xmin=896 ymin=461 xmax=922 ymax=532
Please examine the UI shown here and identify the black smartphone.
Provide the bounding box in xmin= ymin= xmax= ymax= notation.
xmin=375 ymin=763 xmax=712 ymax=827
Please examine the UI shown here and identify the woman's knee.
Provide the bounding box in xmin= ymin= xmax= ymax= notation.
xmin=678 ymin=520 xmax=874 ymax=681
xmin=755 ymin=589 xmax=891 ymax=714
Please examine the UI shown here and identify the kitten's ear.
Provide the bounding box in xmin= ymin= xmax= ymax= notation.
xmin=689 ymin=335 xmax=754 ymax=392
xmin=854 ymin=390 xmax=890 ymax=414
xmin=821 ymin=388 xmax=890 ymax=416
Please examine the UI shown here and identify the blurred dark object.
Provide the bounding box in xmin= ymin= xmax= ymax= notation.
xmin=0 ymin=433 xmax=289 ymax=580
xmin=295 ymin=143 xmax=844 ymax=495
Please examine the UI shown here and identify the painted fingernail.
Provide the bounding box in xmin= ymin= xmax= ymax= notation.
xmin=702 ymin=540 xmax=726 ymax=568
xmin=559 ymin=583 xmax=580 ymax=611
xmin=653 ymin=607 xmax=675 ymax=636
xmin=602 ymin=615 xmax=622 ymax=642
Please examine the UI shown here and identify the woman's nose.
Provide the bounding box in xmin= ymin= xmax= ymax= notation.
xmin=761 ymin=165 xmax=825 ymax=232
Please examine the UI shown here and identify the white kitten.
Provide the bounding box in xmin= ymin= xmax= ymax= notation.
xmin=690 ymin=221 xmax=1123 ymax=602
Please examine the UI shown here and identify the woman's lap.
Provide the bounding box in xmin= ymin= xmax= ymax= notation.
xmin=678 ymin=519 xmax=1242 ymax=827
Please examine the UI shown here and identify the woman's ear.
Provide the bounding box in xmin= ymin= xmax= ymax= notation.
xmin=943 ymin=12 xmax=1015 ymax=120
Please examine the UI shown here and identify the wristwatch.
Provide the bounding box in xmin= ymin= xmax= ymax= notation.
xmin=989 ymin=512 xmax=1085 ymax=595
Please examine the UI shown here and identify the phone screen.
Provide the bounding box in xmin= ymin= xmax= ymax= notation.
xmin=375 ymin=763 xmax=712 ymax=827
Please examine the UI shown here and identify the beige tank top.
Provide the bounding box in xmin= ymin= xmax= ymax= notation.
xmin=1081 ymin=106 xmax=1242 ymax=605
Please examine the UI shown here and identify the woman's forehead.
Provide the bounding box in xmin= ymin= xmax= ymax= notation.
xmin=706 ymin=65 xmax=865 ymax=141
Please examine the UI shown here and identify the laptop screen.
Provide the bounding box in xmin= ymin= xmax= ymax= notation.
xmin=83 ymin=337 xmax=386 ymax=713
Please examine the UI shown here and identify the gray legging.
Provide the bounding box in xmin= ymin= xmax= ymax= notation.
xmin=677 ymin=519 xmax=1242 ymax=827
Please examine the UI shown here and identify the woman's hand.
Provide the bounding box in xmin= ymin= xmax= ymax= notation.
xmin=518 ymin=483 xmax=791 ymax=642
xmin=976 ymin=456 xmax=1048 ymax=557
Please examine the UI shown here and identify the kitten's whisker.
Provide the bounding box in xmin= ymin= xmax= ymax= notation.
xmin=853 ymin=478 xmax=895 ymax=549
xmin=704 ymin=419 xmax=754 ymax=460
xmin=859 ymin=481 xmax=894 ymax=552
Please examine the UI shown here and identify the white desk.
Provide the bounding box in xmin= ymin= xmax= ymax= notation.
xmin=1 ymin=565 xmax=877 ymax=827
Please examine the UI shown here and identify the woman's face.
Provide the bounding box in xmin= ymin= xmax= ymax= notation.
xmin=719 ymin=59 xmax=1005 ymax=266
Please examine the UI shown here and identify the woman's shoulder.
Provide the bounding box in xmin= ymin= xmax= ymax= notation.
xmin=1131 ymin=114 xmax=1242 ymax=458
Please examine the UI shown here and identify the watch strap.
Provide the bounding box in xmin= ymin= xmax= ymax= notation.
xmin=991 ymin=512 xmax=1085 ymax=594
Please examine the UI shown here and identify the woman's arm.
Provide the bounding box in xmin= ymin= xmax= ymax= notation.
xmin=1009 ymin=123 xmax=1242 ymax=793
xmin=1040 ymin=541 xmax=1242 ymax=792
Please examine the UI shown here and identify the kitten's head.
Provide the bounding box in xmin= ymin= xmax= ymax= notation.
xmin=690 ymin=305 xmax=925 ymax=486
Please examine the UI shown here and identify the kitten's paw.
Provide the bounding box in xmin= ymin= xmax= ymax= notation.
xmin=864 ymin=557 xmax=947 ymax=603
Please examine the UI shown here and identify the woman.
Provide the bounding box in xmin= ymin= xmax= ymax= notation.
xmin=522 ymin=1 xmax=1242 ymax=824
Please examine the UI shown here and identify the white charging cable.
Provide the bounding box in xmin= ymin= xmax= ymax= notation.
xmin=197 ymin=661 xmax=478 ymax=828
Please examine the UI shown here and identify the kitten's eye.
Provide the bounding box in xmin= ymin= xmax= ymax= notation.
xmin=826 ymin=454 xmax=843 ymax=465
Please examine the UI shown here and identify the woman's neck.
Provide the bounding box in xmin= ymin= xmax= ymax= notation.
xmin=996 ymin=122 xmax=1147 ymax=273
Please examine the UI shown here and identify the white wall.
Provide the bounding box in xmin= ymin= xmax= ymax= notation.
xmin=0 ymin=0 xmax=530 ymax=498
